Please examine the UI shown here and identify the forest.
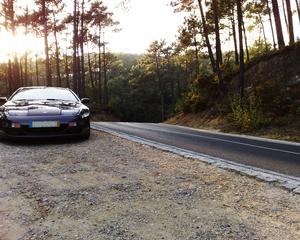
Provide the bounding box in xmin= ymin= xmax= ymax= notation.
xmin=0 ymin=0 xmax=300 ymax=132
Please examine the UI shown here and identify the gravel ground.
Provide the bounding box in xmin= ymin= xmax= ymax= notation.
xmin=0 ymin=130 xmax=300 ymax=240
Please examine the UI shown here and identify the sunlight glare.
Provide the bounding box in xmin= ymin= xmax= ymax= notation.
xmin=0 ymin=31 xmax=39 ymax=62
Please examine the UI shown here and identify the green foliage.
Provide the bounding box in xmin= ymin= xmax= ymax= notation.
xmin=88 ymin=103 xmax=122 ymax=121
xmin=253 ymin=78 xmax=292 ymax=116
xmin=121 ymin=103 xmax=161 ymax=123
xmin=272 ymin=115 xmax=295 ymax=127
xmin=230 ymin=94 xmax=272 ymax=132
xmin=215 ymin=97 xmax=232 ymax=115
xmin=248 ymin=39 xmax=272 ymax=58
xmin=175 ymin=95 xmax=192 ymax=114
xmin=176 ymin=73 xmax=219 ymax=114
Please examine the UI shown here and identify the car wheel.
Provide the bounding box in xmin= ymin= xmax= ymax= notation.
xmin=81 ymin=127 xmax=90 ymax=140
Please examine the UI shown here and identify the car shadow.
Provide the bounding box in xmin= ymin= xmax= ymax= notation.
xmin=0 ymin=136 xmax=88 ymax=146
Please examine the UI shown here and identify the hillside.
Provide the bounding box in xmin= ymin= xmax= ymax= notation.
xmin=165 ymin=45 xmax=300 ymax=143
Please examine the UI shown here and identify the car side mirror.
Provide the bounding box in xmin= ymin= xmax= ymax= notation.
xmin=81 ymin=98 xmax=90 ymax=104
xmin=0 ymin=97 xmax=7 ymax=103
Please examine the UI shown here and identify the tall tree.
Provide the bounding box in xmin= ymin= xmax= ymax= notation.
xmin=212 ymin=0 xmax=222 ymax=65
xmin=285 ymin=0 xmax=294 ymax=44
xmin=178 ymin=14 xmax=202 ymax=76
xmin=198 ymin=0 xmax=227 ymax=98
xmin=246 ymin=1 xmax=269 ymax=51
xmin=24 ymin=5 xmax=29 ymax=86
xmin=103 ymin=32 xmax=108 ymax=104
xmin=229 ymin=4 xmax=239 ymax=65
xmin=73 ymin=0 xmax=78 ymax=93
xmin=296 ymin=0 xmax=300 ymax=27
xmin=265 ymin=0 xmax=277 ymax=49
xmin=272 ymin=0 xmax=285 ymax=48
xmin=80 ymin=0 xmax=86 ymax=97
xmin=51 ymin=1 xmax=65 ymax=87
xmin=162 ymin=44 xmax=176 ymax=106
xmin=237 ymin=0 xmax=244 ymax=98
xmin=40 ymin=0 xmax=52 ymax=86
xmin=147 ymin=40 xmax=167 ymax=121
xmin=88 ymin=0 xmax=119 ymax=103
xmin=2 ymin=0 xmax=21 ymax=91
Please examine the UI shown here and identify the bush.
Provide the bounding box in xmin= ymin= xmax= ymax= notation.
xmin=191 ymin=96 xmax=210 ymax=113
xmin=175 ymin=95 xmax=192 ymax=114
xmin=230 ymin=94 xmax=272 ymax=132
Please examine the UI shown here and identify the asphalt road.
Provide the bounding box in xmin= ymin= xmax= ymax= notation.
xmin=91 ymin=122 xmax=300 ymax=178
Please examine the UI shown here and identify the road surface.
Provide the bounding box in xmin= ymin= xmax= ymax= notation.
xmin=91 ymin=122 xmax=300 ymax=178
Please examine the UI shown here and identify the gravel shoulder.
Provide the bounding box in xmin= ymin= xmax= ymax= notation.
xmin=1 ymin=130 xmax=300 ymax=239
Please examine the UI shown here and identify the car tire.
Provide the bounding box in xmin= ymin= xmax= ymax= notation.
xmin=81 ymin=127 xmax=90 ymax=140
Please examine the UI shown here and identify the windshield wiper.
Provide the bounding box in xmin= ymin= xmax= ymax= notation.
xmin=12 ymin=99 xmax=31 ymax=104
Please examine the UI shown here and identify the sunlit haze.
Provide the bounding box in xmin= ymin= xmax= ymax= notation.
xmin=0 ymin=0 xmax=187 ymax=62
xmin=0 ymin=0 xmax=299 ymax=62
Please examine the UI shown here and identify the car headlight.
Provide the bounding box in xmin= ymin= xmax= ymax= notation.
xmin=77 ymin=108 xmax=90 ymax=118
xmin=62 ymin=110 xmax=79 ymax=116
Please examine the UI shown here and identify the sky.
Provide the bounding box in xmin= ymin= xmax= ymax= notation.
xmin=0 ymin=0 xmax=299 ymax=61
xmin=0 ymin=0 xmax=188 ymax=61
xmin=104 ymin=0 xmax=188 ymax=54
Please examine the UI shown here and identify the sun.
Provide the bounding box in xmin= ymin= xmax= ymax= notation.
xmin=0 ymin=30 xmax=40 ymax=62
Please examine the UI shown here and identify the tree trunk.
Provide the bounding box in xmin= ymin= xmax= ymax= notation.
xmin=8 ymin=55 xmax=13 ymax=95
xmin=94 ymin=53 xmax=97 ymax=87
xmin=19 ymin=60 xmax=23 ymax=87
xmin=259 ymin=15 xmax=268 ymax=51
xmin=9 ymin=0 xmax=20 ymax=91
xmin=73 ymin=0 xmax=78 ymax=93
xmin=295 ymin=0 xmax=300 ymax=27
xmin=211 ymin=0 xmax=227 ymax=98
xmin=282 ymin=0 xmax=289 ymax=30
xmin=185 ymin=56 xmax=188 ymax=92
xmin=87 ymin=45 xmax=94 ymax=88
xmin=87 ymin=50 xmax=97 ymax=102
xmin=65 ymin=32 xmax=70 ymax=88
xmin=76 ymin=4 xmax=81 ymax=96
xmin=80 ymin=0 xmax=86 ymax=97
xmin=53 ymin=14 xmax=61 ymax=87
xmin=167 ymin=58 xmax=175 ymax=106
xmin=212 ymin=0 xmax=222 ymax=66
xmin=285 ymin=0 xmax=294 ymax=44
xmin=24 ymin=5 xmax=28 ymax=87
xmin=237 ymin=0 xmax=244 ymax=99
xmin=176 ymin=72 xmax=181 ymax=97
xmin=5 ymin=73 xmax=8 ymax=96
xmin=42 ymin=0 xmax=51 ymax=86
xmin=272 ymin=0 xmax=285 ymax=48
xmin=242 ymin=20 xmax=249 ymax=62
xmin=103 ymin=32 xmax=108 ymax=104
xmin=98 ymin=27 xmax=102 ymax=104
xmin=77 ymin=55 xmax=81 ymax=96
xmin=155 ymin=53 xmax=165 ymax=122
xmin=65 ymin=53 xmax=70 ymax=88
xmin=197 ymin=0 xmax=216 ymax=72
xmin=194 ymin=38 xmax=199 ymax=76
xmin=231 ymin=8 xmax=239 ymax=65
xmin=267 ymin=0 xmax=277 ymax=49
xmin=35 ymin=53 xmax=39 ymax=86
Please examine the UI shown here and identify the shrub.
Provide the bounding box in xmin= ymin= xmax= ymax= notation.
xmin=230 ymin=94 xmax=272 ymax=132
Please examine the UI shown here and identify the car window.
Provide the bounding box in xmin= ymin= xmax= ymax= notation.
xmin=10 ymin=88 xmax=79 ymax=101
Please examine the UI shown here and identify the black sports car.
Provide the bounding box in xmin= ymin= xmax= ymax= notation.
xmin=0 ymin=86 xmax=90 ymax=139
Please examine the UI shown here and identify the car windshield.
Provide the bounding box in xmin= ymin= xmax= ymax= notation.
xmin=10 ymin=88 xmax=79 ymax=102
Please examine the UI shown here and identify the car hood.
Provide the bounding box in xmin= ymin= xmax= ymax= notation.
xmin=2 ymin=101 xmax=82 ymax=117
